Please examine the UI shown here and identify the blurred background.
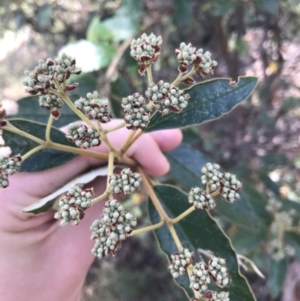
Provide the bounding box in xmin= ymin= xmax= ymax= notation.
xmin=1 ymin=0 xmax=300 ymax=300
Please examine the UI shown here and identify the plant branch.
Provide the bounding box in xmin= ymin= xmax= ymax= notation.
xmin=171 ymin=72 xmax=183 ymax=86
xmin=126 ymin=130 xmax=143 ymax=148
xmin=131 ymin=221 xmax=165 ymax=236
xmin=52 ymin=78 xmax=96 ymax=129
xmin=171 ymin=206 xmax=195 ymax=224
xmin=22 ymin=145 xmax=44 ymax=161
xmin=138 ymin=167 xmax=169 ymax=221
xmin=91 ymin=190 xmax=110 ymax=205
xmin=104 ymin=121 xmax=126 ymax=134
xmin=107 ymin=151 xmax=115 ymax=200
xmin=96 ymin=121 xmax=115 ymax=152
xmin=46 ymin=114 xmax=54 ymax=142
xmin=147 ymin=66 xmax=153 ymax=84
xmin=119 ymin=130 xmax=136 ymax=154
xmin=4 ymin=124 xmax=45 ymax=145
xmin=49 ymin=142 xmax=109 ymax=160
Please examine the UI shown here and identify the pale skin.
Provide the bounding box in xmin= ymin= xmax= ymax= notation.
xmin=0 ymin=121 xmax=182 ymax=301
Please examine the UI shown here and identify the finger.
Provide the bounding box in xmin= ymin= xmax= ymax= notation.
xmin=149 ymin=129 xmax=182 ymax=152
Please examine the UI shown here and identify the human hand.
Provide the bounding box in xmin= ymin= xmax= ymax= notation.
xmin=0 ymin=120 xmax=182 ymax=301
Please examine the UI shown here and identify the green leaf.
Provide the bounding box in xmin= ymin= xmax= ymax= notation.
xmin=2 ymin=119 xmax=77 ymax=172
xmin=254 ymin=0 xmax=279 ymax=15
xmin=111 ymin=76 xmax=132 ymax=118
xmin=148 ymin=185 xmax=256 ymax=301
xmin=173 ymin=0 xmax=193 ymax=26
xmin=165 ymin=144 xmax=209 ymax=189
xmin=146 ymin=77 xmax=258 ymax=132
xmin=87 ymin=16 xmax=114 ymax=43
xmin=9 ymin=95 xmax=78 ymax=127
xmin=232 ymin=228 xmax=267 ymax=254
xmin=165 ymin=144 xmax=260 ymax=229
xmin=268 ymin=258 xmax=287 ymax=298
xmin=182 ymin=128 xmax=200 ymax=144
xmin=102 ymin=6 xmax=138 ymax=42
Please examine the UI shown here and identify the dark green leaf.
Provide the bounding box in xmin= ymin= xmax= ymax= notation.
xmin=146 ymin=77 xmax=258 ymax=132
xmin=148 ymin=185 xmax=256 ymax=301
xmin=173 ymin=0 xmax=193 ymax=26
xmin=254 ymin=0 xmax=279 ymax=15
xmin=3 ymin=119 xmax=77 ymax=172
xmin=165 ymin=144 xmax=209 ymax=189
xmin=111 ymin=76 xmax=132 ymax=118
xmin=232 ymin=228 xmax=267 ymax=254
xmin=165 ymin=144 xmax=259 ymax=229
xmin=268 ymin=258 xmax=287 ymax=298
xmin=9 ymin=95 xmax=78 ymax=127
xmin=182 ymin=128 xmax=200 ymax=144
xmin=87 ymin=16 xmax=114 ymax=43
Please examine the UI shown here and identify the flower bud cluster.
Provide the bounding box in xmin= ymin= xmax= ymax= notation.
xmin=130 ymin=33 xmax=162 ymax=75
xmin=109 ymin=168 xmax=142 ymax=195
xmin=146 ymin=80 xmax=190 ymax=115
xmin=66 ymin=123 xmax=101 ymax=149
xmin=0 ymin=155 xmax=22 ymax=188
xmin=208 ymin=257 xmax=230 ymax=287
xmin=74 ymin=92 xmax=111 ymax=123
xmin=91 ymin=199 xmax=137 ymax=258
xmin=201 ymin=163 xmax=241 ymax=203
xmin=175 ymin=43 xmax=217 ymax=80
xmin=122 ymin=93 xmax=151 ymax=130
xmin=39 ymin=94 xmax=64 ymax=119
xmin=220 ymin=173 xmax=241 ymax=203
xmin=270 ymin=211 xmax=294 ymax=235
xmin=194 ymin=49 xmax=218 ymax=77
xmin=210 ymin=291 xmax=230 ymax=301
xmin=188 ymin=187 xmax=216 ymax=210
xmin=23 ymin=53 xmax=81 ymax=95
xmin=175 ymin=42 xmax=197 ymax=73
xmin=54 ymin=186 xmax=93 ymax=226
xmin=190 ymin=262 xmax=211 ymax=292
xmin=168 ymin=248 xmax=194 ymax=278
xmin=267 ymin=238 xmax=295 ymax=261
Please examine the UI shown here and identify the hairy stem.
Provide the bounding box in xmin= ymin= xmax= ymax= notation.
xmin=168 ymin=224 xmax=183 ymax=249
xmin=4 ymin=124 xmax=45 ymax=145
xmin=131 ymin=221 xmax=165 ymax=236
xmin=52 ymin=78 xmax=96 ymax=129
xmin=104 ymin=121 xmax=126 ymax=134
xmin=127 ymin=130 xmax=143 ymax=148
xmin=147 ymin=66 xmax=153 ymax=84
xmin=96 ymin=121 xmax=115 ymax=152
xmin=46 ymin=115 xmax=54 ymax=142
xmin=171 ymin=206 xmax=195 ymax=224
xmin=138 ymin=167 xmax=170 ymax=221
xmin=171 ymin=72 xmax=183 ymax=86
xmin=119 ymin=130 xmax=136 ymax=154
xmin=91 ymin=191 xmax=110 ymax=205
xmin=49 ymin=142 xmax=109 ymax=160
xmin=22 ymin=145 xmax=44 ymax=161
xmin=107 ymin=151 xmax=115 ymax=200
